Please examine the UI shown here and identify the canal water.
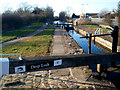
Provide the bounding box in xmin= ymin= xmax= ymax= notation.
xmin=53 ymin=20 xmax=120 ymax=89
xmin=68 ymin=30 xmax=107 ymax=72
xmin=68 ymin=30 xmax=120 ymax=70
xmin=68 ymin=30 xmax=105 ymax=54
xmin=53 ymin=20 xmax=119 ymax=70
xmin=67 ymin=28 xmax=120 ymax=89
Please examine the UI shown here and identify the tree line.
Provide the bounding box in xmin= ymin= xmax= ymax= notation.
xmin=2 ymin=3 xmax=54 ymax=32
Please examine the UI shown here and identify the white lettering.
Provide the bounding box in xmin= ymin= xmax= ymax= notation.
xmin=44 ymin=63 xmax=49 ymax=67
xmin=41 ymin=64 xmax=43 ymax=67
xmin=30 ymin=63 xmax=50 ymax=69
xmin=31 ymin=65 xmax=40 ymax=69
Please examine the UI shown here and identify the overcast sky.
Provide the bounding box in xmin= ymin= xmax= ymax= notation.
xmin=0 ymin=0 xmax=119 ymax=16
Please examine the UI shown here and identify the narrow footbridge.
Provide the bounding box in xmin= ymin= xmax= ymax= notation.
xmin=55 ymin=22 xmax=74 ymax=31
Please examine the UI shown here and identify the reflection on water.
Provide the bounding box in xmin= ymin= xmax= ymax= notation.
xmin=68 ymin=30 xmax=105 ymax=54
xmin=68 ymin=30 xmax=119 ymax=72
xmin=53 ymin=21 xmax=119 ymax=72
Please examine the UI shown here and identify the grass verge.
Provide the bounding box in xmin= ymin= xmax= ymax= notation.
xmin=82 ymin=24 xmax=120 ymax=37
xmin=81 ymin=25 xmax=110 ymax=33
xmin=2 ymin=28 xmax=54 ymax=58
xmin=1 ymin=22 xmax=43 ymax=43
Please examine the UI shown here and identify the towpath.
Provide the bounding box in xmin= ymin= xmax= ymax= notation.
xmin=0 ymin=27 xmax=116 ymax=89
xmin=0 ymin=24 xmax=46 ymax=47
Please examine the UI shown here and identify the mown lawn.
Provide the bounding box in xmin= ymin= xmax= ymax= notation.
xmin=82 ymin=25 xmax=120 ymax=37
xmin=81 ymin=25 xmax=110 ymax=33
xmin=2 ymin=28 xmax=54 ymax=58
xmin=1 ymin=23 xmax=43 ymax=43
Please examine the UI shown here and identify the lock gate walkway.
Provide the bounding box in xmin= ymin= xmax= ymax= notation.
xmin=0 ymin=27 xmax=116 ymax=89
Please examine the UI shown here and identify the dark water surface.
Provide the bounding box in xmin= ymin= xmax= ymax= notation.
xmin=68 ymin=30 xmax=120 ymax=89
xmin=68 ymin=30 xmax=105 ymax=54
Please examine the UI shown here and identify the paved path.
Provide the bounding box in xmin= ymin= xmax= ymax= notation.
xmin=51 ymin=29 xmax=65 ymax=56
xmin=0 ymin=28 xmax=116 ymax=89
xmin=0 ymin=25 xmax=46 ymax=47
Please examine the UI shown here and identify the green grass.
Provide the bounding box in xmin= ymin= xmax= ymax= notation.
xmin=81 ymin=24 xmax=120 ymax=36
xmin=81 ymin=25 xmax=100 ymax=30
xmin=2 ymin=28 xmax=55 ymax=58
xmin=81 ymin=25 xmax=111 ymax=33
xmin=46 ymin=25 xmax=57 ymax=26
xmin=1 ymin=22 xmax=43 ymax=43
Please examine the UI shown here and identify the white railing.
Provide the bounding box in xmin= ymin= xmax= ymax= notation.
xmin=0 ymin=53 xmax=23 ymax=60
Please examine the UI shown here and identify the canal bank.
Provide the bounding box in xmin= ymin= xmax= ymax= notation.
xmin=67 ymin=25 xmax=120 ymax=89
xmin=53 ymin=21 xmax=120 ymax=89
xmin=74 ymin=26 xmax=120 ymax=52
xmin=50 ymin=28 xmax=116 ymax=89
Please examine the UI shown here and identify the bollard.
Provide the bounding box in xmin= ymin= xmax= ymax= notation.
xmin=56 ymin=22 xmax=58 ymax=27
xmin=60 ymin=25 xmax=62 ymax=29
xmin=67 ymin=25 xmax=69 ymax=31
xmin=76 ymin=22 xmax=78 ymax=26
xmin=63 ymin=25 xmax=65 ymax=29
xmin=111 ymin=26 xmax=119 ymax=67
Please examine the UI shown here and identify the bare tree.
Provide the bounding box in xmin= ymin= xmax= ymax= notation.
xmin=66 ymin=6 xmax=72 ymax=18
xmin=2 ymin=3 xmax=54 ymax=31
xmin=3 ymin=9 xmax=13 ymax=14
xmin=99 ymin=8 xmax=109 ymax=18
xmin=18 ymin=2 xmax=32 ymax=16
xmin=99 ymin=9 xmax=112 ymax=25
xmin=44 ymin=6 xmax=54 ymax=22
xmin=104 ymin=14 xmax=112 ymax=25
xmin=32 ymin=7 xmax=44 ymax=14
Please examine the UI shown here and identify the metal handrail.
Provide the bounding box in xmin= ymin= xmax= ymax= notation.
xmin=0 ymin=53 xmax=23 ymax=60
xmin=80 ymin=33 xmax=111 ymax=38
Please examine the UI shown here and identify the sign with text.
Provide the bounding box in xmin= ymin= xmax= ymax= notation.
xmin=26 ymin=61 xmax=53 ymax=71
xmin=14 ymin=59 xmax=63 ymax=73
xmin=26 ymin=59 xmax=62 ymax=71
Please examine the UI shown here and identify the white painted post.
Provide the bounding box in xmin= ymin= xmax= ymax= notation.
xmin=61 ymin=25 xmax=62 ymax=29
xmin=0 ymin=58 xmax=9 ymax=75
xmin=63 ymin=25 xmax=65 ymax=29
